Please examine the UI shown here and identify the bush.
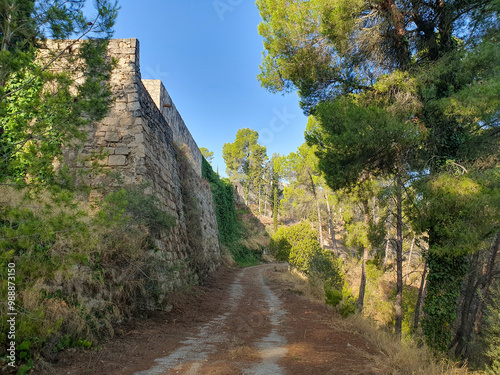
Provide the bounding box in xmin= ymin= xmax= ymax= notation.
xmin=270 ymin=222 xmax=319 ymax=271
xmin=339 ymin=287 xmax=357 ymax=317
xmin=225 ymin=243 xmax=262 ymax=267
xmin=271 ymin=221 xmax=344 ymax=287
xmin=325 ymin=286 xmax=343 ymax=307
xmin=0 ymin=185 xmax=177 ymax=368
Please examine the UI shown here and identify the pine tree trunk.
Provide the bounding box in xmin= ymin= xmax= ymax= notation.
xmin=308 ymin=171 xmax=323 ymax=246
xmin=1 ymin=11 xmax=12 ymax=52
xmin=265 ymin=181 xmax=269 ymax=215
xmin=405 ymin=235 xmax=415 ymax=283
xmin=273 ymin=186 xmax=278 ymax=232
xmin=324 ymin=192 xmax=338 ymax=253
xmin=395 ymin=177 xmax=404 ymax=340
xmin=258 ymin=188 xmax=261 ymax=214
xmin=414 ymin=261 xmax=428 ymax=330
xmin=452 ymin=233 xmax=500 ymax=359
xmin=357 ymin=244 xmax=369 ymax=313
xmin=473 ymin=232 xmax=500 ymax=333
xmin=357 ymin=206 xmax=370 ymax=313
xmin=451 ymin=252 xmax=481 ymax=357
xmin=383 ymin=204 xmax=393 ymax=269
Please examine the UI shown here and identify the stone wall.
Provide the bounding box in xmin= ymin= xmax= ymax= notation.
xmin=142 ymin=80 xmax=203 ymax=176
xmin=58 ymin=38 xmax=221 ymax=306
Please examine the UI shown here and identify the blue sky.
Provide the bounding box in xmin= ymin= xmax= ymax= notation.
xmin=110 ymin=0 xmax=308 ymax=175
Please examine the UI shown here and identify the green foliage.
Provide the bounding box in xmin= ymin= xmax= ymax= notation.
xmin=225 ymin=242 xmax=262 ymax=268
xmin=270 ymin=222 xmax=344 ymax=287
xmin=278 ymin=143 xmax=326 ymax=226
xmin=257 ymin=0 xmax=499 ymax=113
xmin=269 ymin=234 xmax=291 ymax=262
xmin=362 ymin=263 xmax=393 ymax=325
xmin=484 ymin=283 xmax=500 ymax=374
xmin=415 ymin=170 xmax=500 ymax=257
xmin=416 ymin=170 xmax=500 ymax=352
xmin=324 ymin=281 xmax=357 ymax=318
xmin=422 ymin=253 xmax=469 ymax=352
xmin=199 ymin=147 xmax=214 ymax=164
xmin=202 ymin=156 xmax=264 ymax=267
xmin=0 ymin=0 xmax=119 ymax=187
xmin=338 ymin=285 xmax=357 ymax=318
xmin=270 ymin=153 xmax=282 ymax=232
xmin=305 ymin=94 xmax=421 ymax=191
xmin=202 ymin=157 xmax=238 ymax=245
xmin=260 ymin=0 xmax=499 ymax=353
xmin=324 ymin=286 xmax=342 ymax=307
xmin=0 ymin=185 xmax=176 ymax=366
xmin=272 ymin=184 xmax=279 ymax=232
xmin=54 ymin=334 xmax=93 ymax=352
xmin=401 ymin=286 xmax=419 ymax=338
xmin=270 ymin=222 xmax=318 ymax=272
xmin=99 ymin=185 xmax=176 ymax=234
xmin=222 ymin=128 xmax=268 ymax=204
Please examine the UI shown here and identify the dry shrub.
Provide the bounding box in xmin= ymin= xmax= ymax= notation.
xmin=337 ymin=315 xmax=474 ymax=375
xmin=238 ymin=213 xmax=270 ymax=251
xmin=226 ymin=345 xmax=259 ymax=361
xmin=220 ymin=244 xmax=237 ymax=267
xmin=275 ymin=266 xmax=475 ymax=375
xmin=278 ymin=266 xmax=325 ymax=302
xmin=0 ymin=185 xmax=177 ymax=359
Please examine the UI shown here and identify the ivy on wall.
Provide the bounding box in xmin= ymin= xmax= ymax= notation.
xmin=201 ymin=157 xmax=238 ymax=246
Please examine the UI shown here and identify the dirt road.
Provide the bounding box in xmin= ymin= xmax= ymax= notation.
xmin=42 ymin=264 xmax=384 ymax=374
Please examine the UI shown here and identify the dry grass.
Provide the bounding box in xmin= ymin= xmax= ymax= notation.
xmin=278 ymin=266 xmax=326 ymax=302
xmin=239 ymin=235 xmax=269 ymax=251
xmin=336 ymin=315 xmax=476 ymax=375
xmin=238 ymin=214 xmax=270 ymax=251
xmin=0 ymin=186 xmax=181 ymax=357
xmin=226 ymin=345 xmax=259 ymax=361
xmin=274 ymin=267 xmax=480 ymax=375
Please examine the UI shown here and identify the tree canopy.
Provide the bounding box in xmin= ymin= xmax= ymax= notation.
xmin=258 ymin=0 xmax=500 ymax=352
xmin=200 ymin=147 xmax=214 ymax=164
xmin=257 ymin=0 xmax=499 ymax=114
xmin=222 ymin=128 xmax=268 ymax=204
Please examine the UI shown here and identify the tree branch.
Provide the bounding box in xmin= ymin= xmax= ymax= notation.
xmin=2 ymin=12 xmax=101 ymax=100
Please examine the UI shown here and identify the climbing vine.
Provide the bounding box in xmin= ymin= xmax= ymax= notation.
xmin=202 ymin=157 xmax=238 ymax=245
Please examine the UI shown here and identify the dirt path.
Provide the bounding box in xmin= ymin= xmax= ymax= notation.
xmin=40 ymin=264 xmax=384 ymax=375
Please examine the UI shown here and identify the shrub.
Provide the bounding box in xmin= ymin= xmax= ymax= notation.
xmin=270 ymin=222 xmax=319 ymax=271
xmin=225 ymin=243 xmax=262 ymax=267
xmin=271 ymin=222 xmax=334 ymax=267
xmin=325 ymin=286 xmax=343 ymax=307
xmin=0 ymin=185 xmax=177 ymax=367
xmin=271 ymin=221 xmax=344 ymax=288
xmin=339 ymin=287 xmax=357 ymax=317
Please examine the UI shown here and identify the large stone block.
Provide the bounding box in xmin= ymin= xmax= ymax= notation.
xmin=115 ymin=147 xmax=130 ymax=155
xmin=108 ymin=155 xmax=127 ymax=166
xmin=105 ymin=131 xmax=121 ymax=142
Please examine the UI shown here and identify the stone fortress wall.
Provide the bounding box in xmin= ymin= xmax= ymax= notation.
xmin=58 ymin=38 xmax=221 ymax=305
